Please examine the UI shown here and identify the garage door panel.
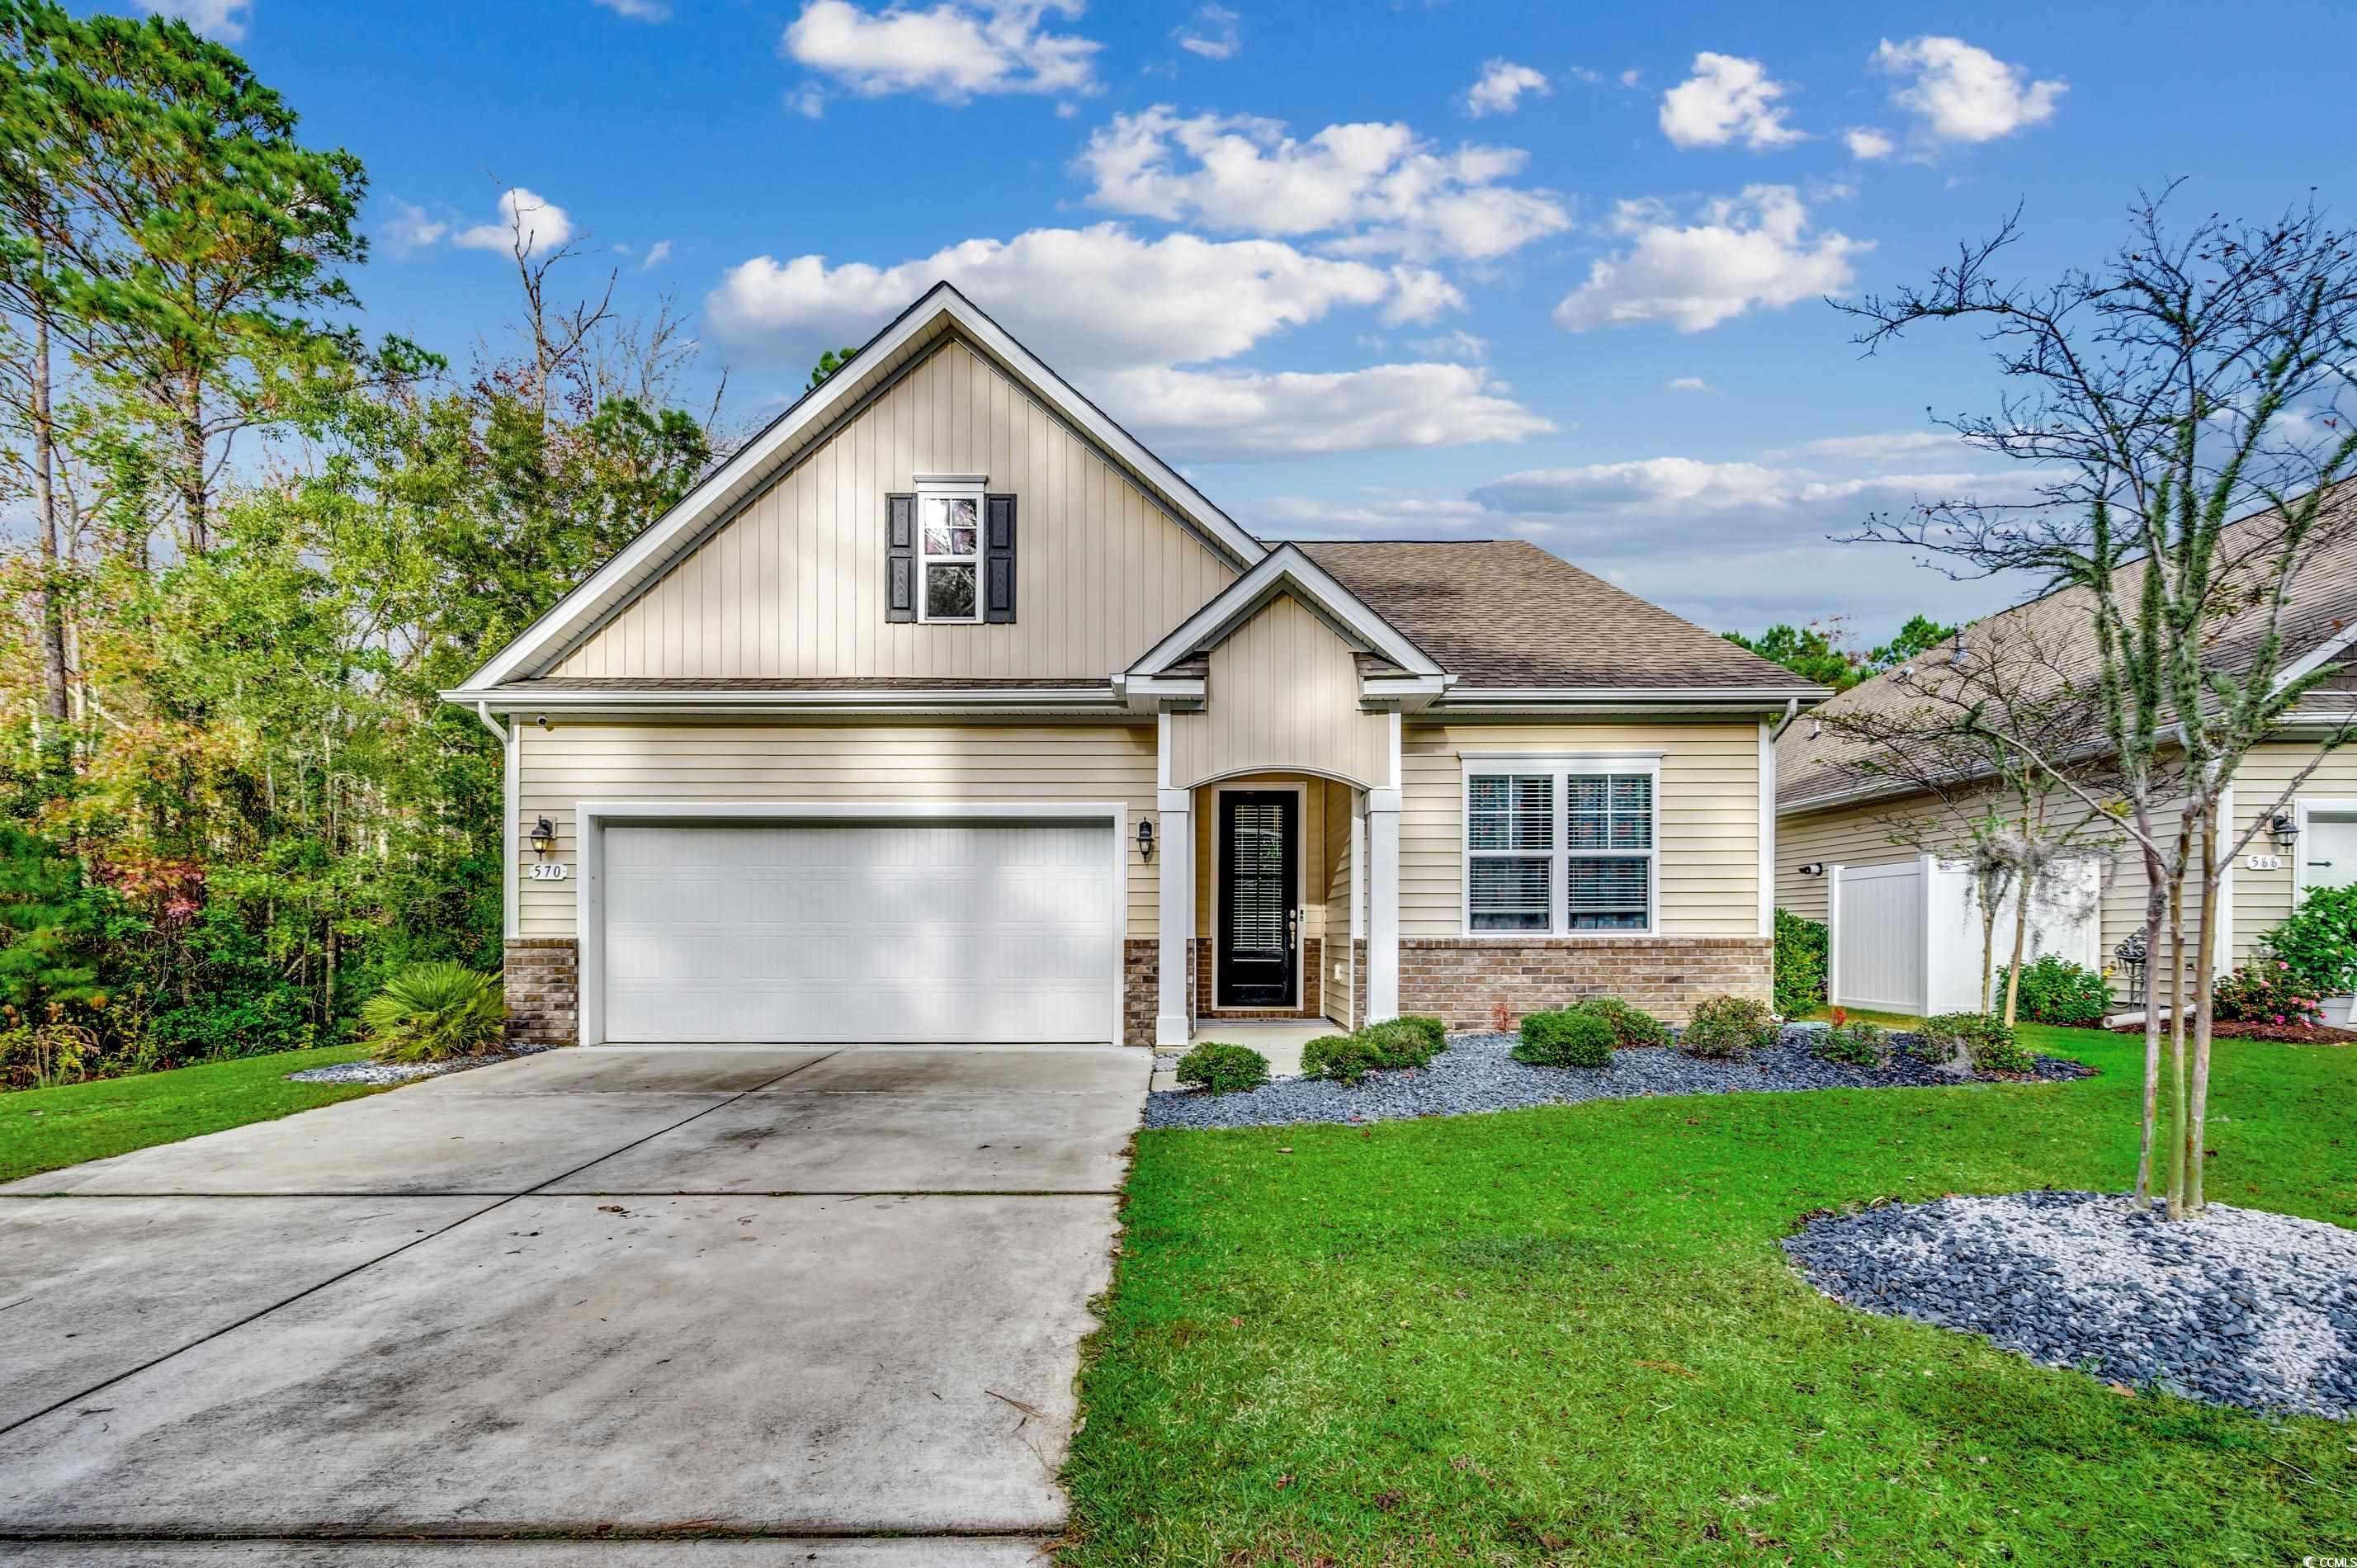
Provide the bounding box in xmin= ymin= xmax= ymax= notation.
xmin=601 ymin=822 xmax=1115 ymax=1043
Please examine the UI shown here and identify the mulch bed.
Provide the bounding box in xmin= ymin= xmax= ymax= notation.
xmin=2109 ymin=1020 xmax=2355 ymax=1044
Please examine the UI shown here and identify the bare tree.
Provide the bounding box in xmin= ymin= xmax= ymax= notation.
xmin=1835 ymin=186 xmax=2357 ymax=1217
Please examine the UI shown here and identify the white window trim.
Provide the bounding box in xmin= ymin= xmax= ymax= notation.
xmin=1459 ymin=753 xmax=1662 ymax=937
xmin=914 ymin=475 xmax=985 ymax=625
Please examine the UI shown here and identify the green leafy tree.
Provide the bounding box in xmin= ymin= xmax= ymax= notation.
xmin=1724 ymin=613 xmax=1958 ymax=692
xmin=806 ymin=345 xmax=857 ymax=390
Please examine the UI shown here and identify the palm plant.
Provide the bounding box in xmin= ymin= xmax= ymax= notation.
xmin=362 ymin=963 xmax=506 ymax=1063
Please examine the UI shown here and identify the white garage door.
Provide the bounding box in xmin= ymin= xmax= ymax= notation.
xmin=601 ymin=820 xmax=1117 ymax=1044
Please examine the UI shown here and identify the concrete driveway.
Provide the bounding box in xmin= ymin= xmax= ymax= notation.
xmin=0 ymin=1044 xmax=1146 ymax=1565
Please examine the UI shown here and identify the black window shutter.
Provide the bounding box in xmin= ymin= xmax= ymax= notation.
xmin=886 ymin=494 xmax=915 ymax=622
xmin=984 ymin=494 xmax=1017 ymax=623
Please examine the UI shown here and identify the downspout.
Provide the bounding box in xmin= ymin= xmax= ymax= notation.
xmin=1769 ymin=697 xmax=1802 ymax=741
xmin=477 ymin=703 xmax=518 ymax=945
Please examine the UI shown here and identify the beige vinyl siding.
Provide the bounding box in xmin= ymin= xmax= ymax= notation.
xmin=1401 ymin=722 xmax=1763 ymax=939
xmin=1193 ymin=772 xmax=1332 ymax=942
xmin=551 ymin=341 xmax=1237 ymax=681
xmin=1166 ymin=594 xmax=1390 ymax=789
xmin=517 ymin=721 xmax=1155 ymax=938
xmin=2228 ymin=739 xmax=2357 ymax=966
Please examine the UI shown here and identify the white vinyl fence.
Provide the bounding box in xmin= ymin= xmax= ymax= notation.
xmin=1827 ymin=855 xmax=2104 ymax=1016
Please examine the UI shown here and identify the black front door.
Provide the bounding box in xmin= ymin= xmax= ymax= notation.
xmin=1216 ymin=790 xmax=1298 ymax=1008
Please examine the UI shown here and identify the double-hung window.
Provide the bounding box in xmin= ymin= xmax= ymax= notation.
xmin=1465 ymin=759 xmax=1657 ymax=933
xmin=917 ymin=481 xmax=983 ymax=623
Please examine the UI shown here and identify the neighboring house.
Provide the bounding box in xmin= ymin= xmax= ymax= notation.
xmin=446 ymin=284 xmax=1822 ymax=1049
xmin=1775 ymin=498 xmax=2357 ymax=1007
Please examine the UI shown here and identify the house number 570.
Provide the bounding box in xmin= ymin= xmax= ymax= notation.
xmin=529 ymin=862 xmax=569 ymax=881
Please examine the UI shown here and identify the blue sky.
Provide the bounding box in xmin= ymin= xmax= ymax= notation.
xmin=122 ymin=0 xmax=2353 ymax=640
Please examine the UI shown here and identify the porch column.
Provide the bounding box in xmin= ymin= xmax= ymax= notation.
xmin=1367 ymin=785 xmax=1401 ymax=1023
xmin=1156 ymin=786 xmax=1193 ymax=1046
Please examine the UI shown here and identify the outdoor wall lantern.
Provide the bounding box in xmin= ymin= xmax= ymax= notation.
xmin=2272 ymin=812 xmax=2299 ymax=850
xmin=530 ymin=815 xmax=557 ymax=859
xmin=1136 ymin=818 xmax=1156 ymax=862
xmin=1796 ymin=862 xmax=1826 ymax=876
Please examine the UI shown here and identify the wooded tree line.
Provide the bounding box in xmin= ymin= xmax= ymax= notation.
xmin=0 ymin=2 xmax=722 ymax=1077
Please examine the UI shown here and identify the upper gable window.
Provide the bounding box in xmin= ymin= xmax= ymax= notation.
xmin=918 ymin=480 xmax=983 ymax=623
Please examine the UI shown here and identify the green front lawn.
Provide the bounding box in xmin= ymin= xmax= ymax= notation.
xmin=1062 ymin=1025 xmax=2357 ymax=1565
xmin=0 ymin=1045 xmax=389 ymax=1184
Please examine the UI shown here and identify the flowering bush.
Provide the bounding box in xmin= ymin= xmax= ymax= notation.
xmin=2209 ymin=961 xmax=2326 ymax=1027
xmin=2260 ymin=884 xmax=2357 ymax=999
xmin=1995 ymin=954 xmax=2114 ymax=1027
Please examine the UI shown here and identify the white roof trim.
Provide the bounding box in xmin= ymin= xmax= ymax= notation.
xmin=1126 ymin=542 xmax=1443 ymax=679
xmin=2277 ymin=616 xmax=2357 ymax=693
xmin=459 ymin=282 xmax=1268 ymax=691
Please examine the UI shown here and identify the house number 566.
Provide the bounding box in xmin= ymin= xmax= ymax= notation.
xmin=529 ymin=862 xmax=569 ymax=881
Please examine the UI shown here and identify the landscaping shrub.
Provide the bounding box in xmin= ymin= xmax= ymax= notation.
xmin=1921 ymin=1011 xmax=2033 ymax=1074
xmin=362 ymin=962 xmax=506 ymax=1063
xmin=1815 ymin=1019 xmax=1889 ymax=1069
xmin=1680 ymin=995 xmax=1778 ymax=1059
xmin=1772 ymin=907 xmax=1828 ymax=1018
xmin=1301 ymin=1032 xmax=1386 ymax=1085
xmin=1358 ymin=1019 xmax=1442 ymax=1070
xmin=1514 ymin=1008 xmax=1615 ymax=1068
xmin=1566 ymin=995 xmax=1670 ymax=1048
xmin=1174 ymin=1041 xmax=1269 ymax=1094
xmin=2211 ymin=962 xmax=2326 ymax=1027
xmin=1996 ymin=953 xmax=2113 ymax=1027
xmin=2260 ymin=883 xmax=2357 ymax=998
xmin=1395 ymin=1014 xmax=1450 ymax=1058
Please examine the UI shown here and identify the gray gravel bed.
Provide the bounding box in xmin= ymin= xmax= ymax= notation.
xmin=1783 ymin=1190 xmax=2357 ymax=1419
xmin=1143 ymin=1028 xmax=2092 ymax=1131
xmin=286 ymin=1043 xmax=551 ymax=1085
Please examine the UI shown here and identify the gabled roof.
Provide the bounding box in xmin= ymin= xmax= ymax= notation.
xmin=1777 ymin=485 xmax=2357 ymax=813
xmin=1125 ymin=542 xmax=1444 ymax=682
xmin=452 ymin=282 xmax=1268 ymax=695
xmin=1300 ymin=540 xmax=1821 ymax=696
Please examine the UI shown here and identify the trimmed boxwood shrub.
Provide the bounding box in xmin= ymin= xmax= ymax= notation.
xmin=1566 ymin=995 xmax=1670 ymax=1048
xmin=1301 ymin=1032 xmax=1386 ymax=1084
xmin=1174 ymin=1041 xmax=1269 ymax=1094
xmin=1680 ymin=994 xmax=1778 ymax=1060
xmin=1514 ymin=1008 xmax=1615 ymax=1068
xmin=1815 ymin=1020 xmax=1889 ymax=1069
xmin=1995 ymin=953 xmax=2111 ymax=1027
xmin=1772 ymin=907 xmax=1829 ymax=1018
xmin=1922 ymin=1012 xmax=2033 ymax=1074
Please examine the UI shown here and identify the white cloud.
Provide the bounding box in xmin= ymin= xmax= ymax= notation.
xmin=1616 ymin=68 xmax=1642 ymax=90
xmin=1075 ymin=106 xmax=1570 ymax=262
xmin=1658 ymin=52 xmax=1806 ymax=149
xmin=706 ymin=223 xmax=1410 ymax=374
xmin=1664 ymin=375 xmax=1717 ymax=394
xmin=592 ymin=0 xmax=670 ymax=19
xmin=1872 ymin=36 xmax=2063 ymax=144
xmin=1464 ymin=59 xmax=1548 ymax=118
xmin=790 ymin=85 xmax=828 ymax=117
xmin=451 ymin=188 xmax=576 ymax=257
xmin=1409 ymin=329 xmax=1488 ymax=361
xmin=640 ymin=239 xmax=674 ymax=271
xmin=1777 ymin=430 xmax=1960 ymax=462
xmin=1257 ymin=489 xmax=1490 ymax=535
xmin=1106 ymin=363 xmax=1550 ymax=460
xmin=782 ymin=0 xmax=1099 ymax=101
xmin=1843 ymin=126 xmax=1894 ymax=160
xmin=377 ymin=200 xmax=447 ymax=257
xmin=1174 ymin=3 xmax=1238 ymax=60
xmin=1381 ymin=266 xmax=1464 ymax=324
xmin=131 ymin=0 xmax=247 ymax=40
xmin=1552 ymin=185 xmax=1868 ymax=333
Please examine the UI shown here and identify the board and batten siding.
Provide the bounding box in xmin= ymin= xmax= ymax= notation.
xmin=1400 ymin=722 xmax=1764 ymax=939
xmin=1165 ymin=594 xmax=1391 ymax=790
xmin=550 ymin=340 xmax=1238 ymax=682
xmin=517 ymin=722 xmax=1157 ymax=939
